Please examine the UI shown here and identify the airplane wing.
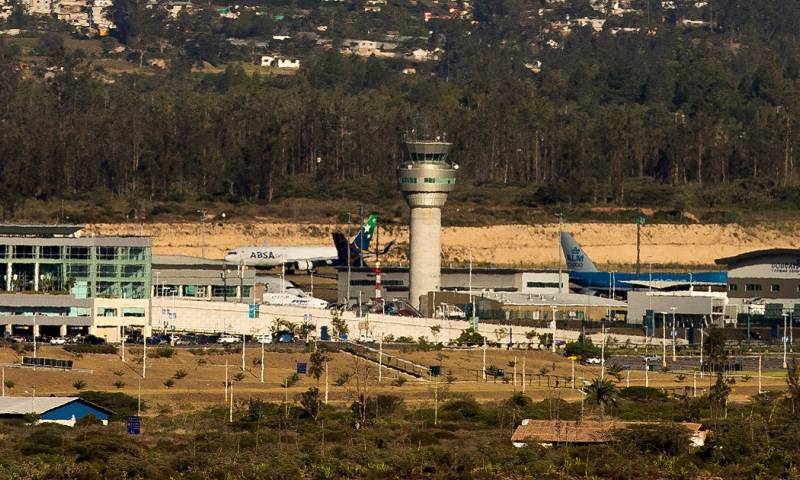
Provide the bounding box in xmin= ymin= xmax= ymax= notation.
xmin=618 ymin=280 xmax=723 ymax=290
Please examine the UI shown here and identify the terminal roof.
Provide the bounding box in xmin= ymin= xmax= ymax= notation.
xmin=0 ymin=224 xmax=84 ymax=237
xmin=715 ymin=248 xmax=800 ymax=266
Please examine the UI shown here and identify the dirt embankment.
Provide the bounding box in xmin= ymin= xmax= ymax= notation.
xmin=86 ymin=222 xmax=800 ymax=268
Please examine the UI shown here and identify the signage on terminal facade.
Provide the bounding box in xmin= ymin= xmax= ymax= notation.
xmin=770 ymin=260 xmax=800 ymax=274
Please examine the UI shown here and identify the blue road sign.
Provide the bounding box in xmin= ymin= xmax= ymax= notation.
xmin=127 ymin=416 xmax=141 ymax=435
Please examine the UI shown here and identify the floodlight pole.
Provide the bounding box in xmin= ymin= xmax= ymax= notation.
xmin=758 ymin=355 xmax=763 ymax=394
xmin=324 ymin=362 xmax=329 ymax=405
xmin=661 ymin=313 xmax=667 ymax=368
xmin=242 ymin=334 xmax=246 ymax=371
xmin=513 ymin=356 xmax=517 ymax=388
xmin=378 ymin=336 xmax=383 ymax=383
xmin=143 ymin=332 xmax=147 ymax=379
xmin=482 ymin=337 xmax=487 ymax=381
xmin=671 ymin=307 xmax=677 ymax=362
xmin=600 ymin=324 xmax=606 ymax=379
xmin=346 ymin=212 xmax=352 ymax=305
xmin=783 ymin=313 xmax=788 ymax=370
xmin=571 ymin=358 xmax=575 ymax=389
xmin=260 ymin=340 xmax=265 ymax=383
xmin=699 ymin=322 xmax=704 ymax=378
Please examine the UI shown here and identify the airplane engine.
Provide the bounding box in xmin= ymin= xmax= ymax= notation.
xmin=293 ymin=260 xmax=314 ymax=272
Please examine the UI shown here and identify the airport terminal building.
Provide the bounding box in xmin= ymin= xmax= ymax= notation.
xmin=716 ymin=249 xmax=800 ymax=308
xmin=337 ymin=266 xmax=568 ymax=303
xmin=0 ymin=225 xmax=152 ymax=340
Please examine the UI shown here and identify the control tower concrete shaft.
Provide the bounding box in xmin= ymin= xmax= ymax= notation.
xmin=397 ymin=140 xmax=457 ymax=309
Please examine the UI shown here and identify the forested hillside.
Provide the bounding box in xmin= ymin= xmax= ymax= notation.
xmin=1 ymin=0 xmax=799 ymax=220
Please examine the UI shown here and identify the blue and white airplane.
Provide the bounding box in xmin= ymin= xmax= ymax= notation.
xmin=560 ymin=231 xmax=727 ymax=295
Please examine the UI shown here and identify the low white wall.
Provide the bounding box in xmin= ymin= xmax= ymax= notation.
xmin=149 ymin=299 xmax=674 ymax=347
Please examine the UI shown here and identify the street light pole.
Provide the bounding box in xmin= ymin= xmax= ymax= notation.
xmin=783 ymin=313 xmax=788 ymax=370
xmin=242 ymin=334 xmax=246 ymax=371
xmin=661 ymin=312 xmax=667 ymax=368
xmin=346 ymin=212 xmax=352 ymax=305
xmin=671 ymin=307 xmax=677 ymax=362
xmin=198 ymin=209 xmax=208 ymax=259
xmin=260 ymin=340 xmax=264 ymax=383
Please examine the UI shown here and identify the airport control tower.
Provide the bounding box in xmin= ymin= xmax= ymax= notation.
xmin=397 ymin=137 xmax=457 ymax=309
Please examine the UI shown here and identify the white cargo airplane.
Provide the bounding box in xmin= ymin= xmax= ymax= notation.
xmin=224 ymin=213 xmax=392 ymax=272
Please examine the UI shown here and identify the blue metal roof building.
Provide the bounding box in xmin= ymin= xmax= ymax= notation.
xmin=0 ymin=397 xmax=114 ymax=426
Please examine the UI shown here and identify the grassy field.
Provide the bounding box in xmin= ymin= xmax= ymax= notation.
xmin=0 ymin=345 xmax=787 ymax=415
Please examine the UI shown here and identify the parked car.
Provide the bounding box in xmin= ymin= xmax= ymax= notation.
xmin=583 ymin=357 xmax=602 ymax=365
xmin=255 ymin=335 xmax=273 ymax=344
xmin=9 ymin=335 xmax=26 ymax=343
xmin=49 ymin=337 xmax=67 ymax=345
xmin=217 ymin=335 xmax=239 ymax=344
xmin=642 ymin=355 xmax=660 ymax=363
xmin=272 ymin=331 xmax=295 ymax=343
xmin=357 ymin=334 xmax=374 ymax=343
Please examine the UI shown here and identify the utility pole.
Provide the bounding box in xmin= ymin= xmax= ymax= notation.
xmin=346 ymin=212 xmax=352 ymax=304
xmin=556 ymin=213 xmax=563 ymax=293
xmin=571 ymin=358 xmax=575 ymax=389
xmin=260 ymin=340 xmax=264 ymax=383
xmin=324 ymin=362 xmax=329 ymax=405
xmin=242 ymin=334 xmax=246 ymax=371
xmin=513 ymin=357 xmax=517 ymax=388
xmin=635 ymin=209 xmax=644 ymax=276
xmin=700 ymin=321 xmax=704 ymax=378
xmin=378 ymin=336 xmax=383 ymax=383
xmin=661 ymin=313 xmax=667 ymax=368
xmin=482 ymin=337 xmax=487 ymax=381
xmin=522 ymin=357 xmax=526 ymax=394
xmin=229 ymin=382 xmax=233 ymax=423
xmin=198 ymin=209 xmax=208 ymax=259
xmin=600 ymin=324 xmax=606 ymax=379
xmin=143 ymin=331 xmax=147 ymax=379
xmin=758 ymin=355 xmax=762 ymax=394
xmin=783 ymin=313 xmax=788 ymax=370
xmin=671 ymin=307 xmax=677 ymax=362
xmin=551 ymin=307 xmax=557 ymax=353
xmin=121 ymin=324 xmax=126 ymax=363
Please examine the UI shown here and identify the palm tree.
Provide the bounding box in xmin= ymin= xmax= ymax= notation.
xmin=586 ymin=377 xmax=618 ymax=422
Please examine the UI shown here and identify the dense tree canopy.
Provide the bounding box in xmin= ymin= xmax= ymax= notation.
xmin=1 ymin=0 xmax=800 ymax=217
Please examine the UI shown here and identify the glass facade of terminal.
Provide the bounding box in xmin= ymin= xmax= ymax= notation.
xmin=0 ymin=244 xmax=151 ymax=299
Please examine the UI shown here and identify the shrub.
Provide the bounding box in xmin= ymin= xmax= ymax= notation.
xmin=619 ymin=386 xmax=667 ymax=402
xmin=73 ymin=380 xmax=87 ymax=390
xmin=283 ymin=373 xmax=300 ymax=387
xmin=614 ymin=423 xmax=691 ymax=456
xmin=64 ymin=344 xmax=118 ymax=355
xmin=163 ymin=379 xmax=175 ymax=388
xmin=113 ymin=380 xmax=126 ymax=389
xmin=113 ymin=370 xmax=125 ymax=377
xmin=151 ymin=347 xmax=176 ymax=359
xmin=4 ymin=379 xmax=15 ymax=390
xmin=173 ymin=369 xmax=188 ymax=380
xmin=392 ymin=376 xmax=407 ymax=387
xmin=440 ymin=397 xmax=482 ymax=420
xmin=233 ymin=372 xmax=246 ymax=382
xmin=454 ymin=328 xmax=484 ymax=346
xmin=395 ymin=336 xmax=415 ymax=344
xmin=334 ymin=372 xmax=351 ymax=386
xmin=563 ymin=340 xmax=600 ymax=359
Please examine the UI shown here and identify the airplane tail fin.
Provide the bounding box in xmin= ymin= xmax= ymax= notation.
xmin=560 ymin=231 xmax=598 ymax=273
xmin=351 ymin=212 xmax=378 ymax=252
xmin=333 ymin=232 xmax=364 ymax=266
